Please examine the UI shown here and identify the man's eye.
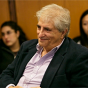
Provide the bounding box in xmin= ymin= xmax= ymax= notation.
xmin=45 ymin=28 xmax=51 ymax=31
xmin=37 ymin=25 xmax=41 ymax=29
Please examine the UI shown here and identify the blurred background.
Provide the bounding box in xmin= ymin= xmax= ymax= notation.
xmin=0 ymin=0 xmax=88 ymax=40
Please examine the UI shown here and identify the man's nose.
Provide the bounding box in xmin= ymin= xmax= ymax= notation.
xmin=38 ymin=29 xmax=45 ymax=37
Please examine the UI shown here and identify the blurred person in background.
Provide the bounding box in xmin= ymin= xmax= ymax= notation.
xmin=0 ymin=21 xmax=28 ymax=74
xmin=73 ymin=10 xmax=88 ymax=48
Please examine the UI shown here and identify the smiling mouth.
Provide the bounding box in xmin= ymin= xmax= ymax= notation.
xmin=39 ymin=38 xmax=47 ymax=40
xmin=40 ymin=39 xmax=45 ymax=41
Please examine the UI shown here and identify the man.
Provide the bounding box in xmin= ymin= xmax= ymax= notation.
xmin=0 ymin=4 xmax=88 ymax=88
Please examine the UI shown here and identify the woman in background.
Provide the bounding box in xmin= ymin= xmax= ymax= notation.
xmin=73 ymin=10 xmax=88 ymax=48
xmin=0 ymin=21 xmax=28 ymax=73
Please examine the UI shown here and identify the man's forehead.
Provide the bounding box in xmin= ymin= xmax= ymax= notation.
xmin=38 ymin=18 xmax=54 ymax=24
xmin=38 ymin=21 xmax=54 ymax=29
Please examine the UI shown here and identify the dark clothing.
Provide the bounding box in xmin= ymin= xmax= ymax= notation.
xmin=73 ymin=36 xmax=81 ymax=43
xmin=73 ymin=36 xmax=88 ymax=48
xmin=0 ymin=37 xmax=88 ymax=87
xmin=0 ymin=41 xmax=14 ymax=74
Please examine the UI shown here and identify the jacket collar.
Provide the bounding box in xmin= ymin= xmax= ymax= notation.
xmin=40 ymin=37 xmax=69 ymax=87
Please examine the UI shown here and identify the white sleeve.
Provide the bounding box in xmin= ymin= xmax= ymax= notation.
xmin=6 ymin=84 xmax=15 ymax=88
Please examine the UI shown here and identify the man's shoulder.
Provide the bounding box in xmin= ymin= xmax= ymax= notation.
xmin=68 ymin=37 xmax=88 ymax=53
xmin=23 ymin=39 xmax=38 ymax=45
xmin=73 ymin=36 xmax=81 ymax=43
xmin=21 ymin=39 xmax=38 ymax=49
xmin=62 ymin=37 xmax=88 ymax=61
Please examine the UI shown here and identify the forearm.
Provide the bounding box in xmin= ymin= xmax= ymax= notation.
xmin=8 ymin=86 xmax=23 ymax=88
xmin=8 ymin=86 xmax=41 ymax=88
xmin=9 ymin=86 xmax=14 ymax=88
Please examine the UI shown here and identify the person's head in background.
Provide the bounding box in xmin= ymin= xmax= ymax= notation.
xmin=0 ymin=21 xmax=28 ymax=53
xmin=36 ymin=4 xmax=70 ymax=50
xmin=80 ymin=9 xmax=88 ymax=47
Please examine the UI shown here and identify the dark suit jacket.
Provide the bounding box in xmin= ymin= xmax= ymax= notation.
xmin=0 ymin=37 xmax=88 ymax=88
xmin=0 ymin=45 xmax=14 ymax=74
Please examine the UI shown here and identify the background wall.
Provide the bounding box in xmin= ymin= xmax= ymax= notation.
xmin=0 ymin=0 xmax=88 ymax=40
xmin=0 ymin=0 xmax=10 ymax=28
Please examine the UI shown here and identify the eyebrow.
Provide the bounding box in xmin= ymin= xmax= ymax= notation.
xmin=37 ymin=24 xmax=40 ymax=27
xmin=37 ymin=24 xmax=51 ymax=28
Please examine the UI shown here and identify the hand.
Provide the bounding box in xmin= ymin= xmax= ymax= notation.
xmin=9 ymin=86 xmax=23 ymax=88
xmin=30 ymin=87 xmax=41 ymax=88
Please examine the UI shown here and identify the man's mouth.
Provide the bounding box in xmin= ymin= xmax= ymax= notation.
xmin=39 ymin=38 xmax=47 ymax=40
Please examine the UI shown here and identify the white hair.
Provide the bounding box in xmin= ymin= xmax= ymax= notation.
xmin=36 ymin=4 xmax=71 ymax=36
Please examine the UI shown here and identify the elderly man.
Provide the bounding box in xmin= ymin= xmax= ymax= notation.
xmin=0 ymin=4 xmax=88 ymax=88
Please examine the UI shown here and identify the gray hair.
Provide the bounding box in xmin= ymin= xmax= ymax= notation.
xmin=36 ymin=4 xmax=71 ymax=36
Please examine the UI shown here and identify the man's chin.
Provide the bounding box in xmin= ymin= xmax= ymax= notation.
xmin=39 ymin=42 xmax=46 ymax=47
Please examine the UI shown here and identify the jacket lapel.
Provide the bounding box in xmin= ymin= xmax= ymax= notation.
xmin=40 ymin=38 xmax=69 ymax=87
xmin=15 ymin=46 xmax=37 ymax=84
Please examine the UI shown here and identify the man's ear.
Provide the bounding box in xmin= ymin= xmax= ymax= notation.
xmin=17 ymin=30 xmax=20 ymax=38
xmin=61 ymin=29 xmax=68 ymax=39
